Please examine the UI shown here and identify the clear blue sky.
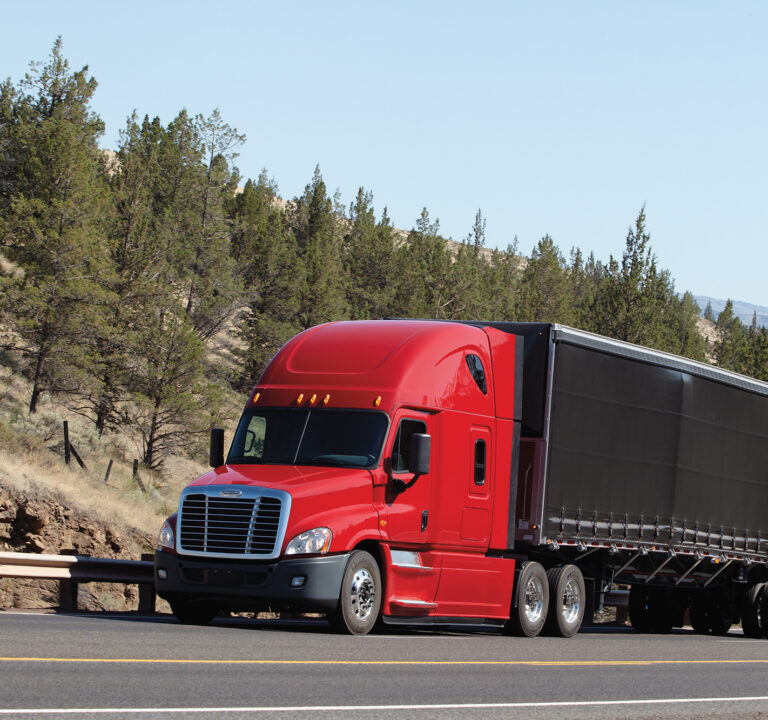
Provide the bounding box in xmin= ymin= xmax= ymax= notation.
xmin=2 ymin=1 xmax=766 ymax=306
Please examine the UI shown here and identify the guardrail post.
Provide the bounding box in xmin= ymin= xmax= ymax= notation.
xmin=59 ymin=578 xmax=78 ymax=611
xmin=58 ymin=548 xmax=78 ymax=611
xmin=138 ymin=553 xmax=156 ymax=614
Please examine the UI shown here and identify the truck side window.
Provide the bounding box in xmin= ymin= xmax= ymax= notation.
xmin=474 ymin=439 xmax=486 ymax=485
xmin=465 ymin=354 xmax=487 ymax=394
xmin=391 ymin=419 xmax=427 ymax=473
xmin=243 ymin=416 xmax=266 ymax=458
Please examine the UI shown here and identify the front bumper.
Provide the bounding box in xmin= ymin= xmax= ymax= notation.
xmin=154 ymin=549 xmax=349 ymax=612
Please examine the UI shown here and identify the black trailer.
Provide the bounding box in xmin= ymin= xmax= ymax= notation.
xmin=476 ymin=322 xmax=768 ymax=636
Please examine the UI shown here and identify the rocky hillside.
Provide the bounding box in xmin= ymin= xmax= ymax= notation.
xmin=0 ymin=478 xmax=155 ymax=611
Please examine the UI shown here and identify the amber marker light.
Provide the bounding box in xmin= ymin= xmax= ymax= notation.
xmin=296 ymin=393 xmax=304 ymax=404
xmin=323 ymin=394 xmax=331 ymax=406
xmin=374 ymin=396 xmax=382 ymax=407
xmin=310 ymin=394 xmax=317 ymax=405
xmin=253 ymin=392 xmax=261 ymax=404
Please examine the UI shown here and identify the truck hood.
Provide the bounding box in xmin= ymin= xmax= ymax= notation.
xmin=187 ymin=463 xmax=373 ymax=501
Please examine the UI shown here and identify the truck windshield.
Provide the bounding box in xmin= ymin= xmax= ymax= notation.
xmin=227 ymin=408 xmax=389 ymax=469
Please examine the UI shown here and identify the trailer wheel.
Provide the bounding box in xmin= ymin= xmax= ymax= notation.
xmin=759 ymin=585 xmax=768 ymax=639
xmin=650 ymin=591 xmax=674 ymax=634
xmin=628 ymin=586 xmax=653 ymax=632
xmin=708 ymin=603 xmax=732 ymax=636
xmin=689 ymin=602 xmax=710 ymax=633
xmin=741 ymin=583 xmax=764 ymax=639
xmin=169 ymin=597 xmax=219 ymax=625
xmin=543 ymin=565 xmax=585 ymax=637
xmin=328 ymin=550 xmax=381 ymax=635
xmin=503 ymin=561 xmax=549 ymax=637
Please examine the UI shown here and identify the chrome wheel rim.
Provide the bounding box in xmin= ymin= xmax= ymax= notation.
xmin=524 ymin=576 xmax=545 ymax=623
xmin=350 ymin=568 xmax=376 ymax=620
xmin=562 ymin=578 xmax=581 ymax=624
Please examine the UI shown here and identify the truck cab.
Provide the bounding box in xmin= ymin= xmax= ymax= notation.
xmin=154 ymin=319 xmax=524 ymax=633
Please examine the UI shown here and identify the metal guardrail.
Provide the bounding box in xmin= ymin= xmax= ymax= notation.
xmin=0 ymin=550 xmax=156 ymax=613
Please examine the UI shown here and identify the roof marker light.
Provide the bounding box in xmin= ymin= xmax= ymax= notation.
xmin=323 ymin=394 xmax=330 ymax=406
xmin=253 ymin=392 xmax=261 ymax=404
xmin=374 ymin=396 xmax=382 ymax=407
xmin=310 ymin=394 xmax=317 ymax=405
xmin=296 ymin=393 xmax=304 ymax=404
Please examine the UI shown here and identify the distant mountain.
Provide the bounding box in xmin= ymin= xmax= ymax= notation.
xmin=694 ymin=296 xmax=768 ymax=328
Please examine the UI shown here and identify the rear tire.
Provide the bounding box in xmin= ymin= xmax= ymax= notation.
xmin=741 ymin=583 xmax=764 ymax=639
xmin=543 ymin=565 xmax=585 ymax=638
xmin=629 ymin=586 xmax=672 ymax=633
xmin=629 ymin=585 xmax=653 ymax=632
xmin=689 ymin=601 xmax=710 ymax=633
xmin=328 ymin=550 xmax=382 ymax=635
xmin=708 ymin=603 xmax=733 ymax=636
xmin=503 ymin=561 xmax=549 ymax=637
xmin=760 ymin=585 xmax=768 ymax=638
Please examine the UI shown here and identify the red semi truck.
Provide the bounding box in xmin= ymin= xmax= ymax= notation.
xmin=154 ymin=320 xmax=768 ymax=637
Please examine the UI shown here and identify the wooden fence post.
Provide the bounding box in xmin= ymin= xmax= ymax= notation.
xmin=63 ymin=421 xmax=71 ymax=465
xmin=103 ymin=459 xmax=113 ymax=484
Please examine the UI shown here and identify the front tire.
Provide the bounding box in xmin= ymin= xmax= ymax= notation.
xmin=328 ymin=550 xmax=382 ymax=635
xmin=170 ymin=597 xmax=219 ymax=625
xmin=504 ymin=561 xmax=549 ymax=637
xmin=544 ymin=565 xmax=585 ymax=637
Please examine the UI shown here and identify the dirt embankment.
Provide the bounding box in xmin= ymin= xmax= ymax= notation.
xmin=0 ymin=479 xmax=155 ymax=611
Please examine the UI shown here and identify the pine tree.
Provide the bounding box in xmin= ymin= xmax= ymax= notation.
xmin=391 ymin=208 xmax=454 ymax=318
xmin=183 ymin=109 xmax=244 ymax=340
xmin=290 ymin=166 xmax=347 ymax=328
xmin=343 ymin=189 xmax=398 ymax=320
xmin=714 ymin=300 xmax=749 ymax=372
xmin=446 ymin=209 xmax=490 ymax=320
xmin=571 ymin=249 xmax=605 ymax=330
xmin=81 ymin=113 xmax=172 ymax=433
xmin=588 ymin=208 xmax=678 ymax=349
xmin=517 ymin=235 xmax=574 ymax=324
xmin=671 ymin=291 xmax=706 ymax=361
xmin=122 ymin=299 xmax=212 ymax=471
xmin=231 ymin=174 xmax=301 ymax=389
xmin=0 ymin=38 xmax=112 ymax=413
xmin=480 ymin=241 xmax=521 ymax=321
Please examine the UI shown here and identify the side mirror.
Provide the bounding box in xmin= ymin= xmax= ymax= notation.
xmin=210 ymin=428 xmax=225 ymax=468
xmin=408 ymin=433 xmax=431 ymax=476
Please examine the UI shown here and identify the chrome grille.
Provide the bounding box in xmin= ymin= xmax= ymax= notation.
xmin=178 ymin=488 xmax=287 ymax=559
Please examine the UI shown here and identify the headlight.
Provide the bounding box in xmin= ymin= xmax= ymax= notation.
xmin=285 ymin=527 xmax=332 ymax=555
xmin=158 ymin=520 xmax=175 ymax=550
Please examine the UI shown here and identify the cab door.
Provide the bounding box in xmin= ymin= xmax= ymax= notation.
xmin=382 ymin=410 xmax=433 ymax=545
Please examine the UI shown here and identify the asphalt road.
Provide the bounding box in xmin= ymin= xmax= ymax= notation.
xmin=2 ymin=611 xmax=768 ymax=720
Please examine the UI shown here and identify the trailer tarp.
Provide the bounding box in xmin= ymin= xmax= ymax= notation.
xmin=544 ymin=341 xmax=768 ymax=549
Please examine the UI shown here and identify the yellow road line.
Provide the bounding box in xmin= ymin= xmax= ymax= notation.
xmin=2 ymin=657 xmax=768 ymax=666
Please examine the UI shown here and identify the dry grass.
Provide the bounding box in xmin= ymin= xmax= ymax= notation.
xmin=0 ymin=364 xmax=212 ymax=538
xmin=0 ymin=447 xmax=171 ymax=536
